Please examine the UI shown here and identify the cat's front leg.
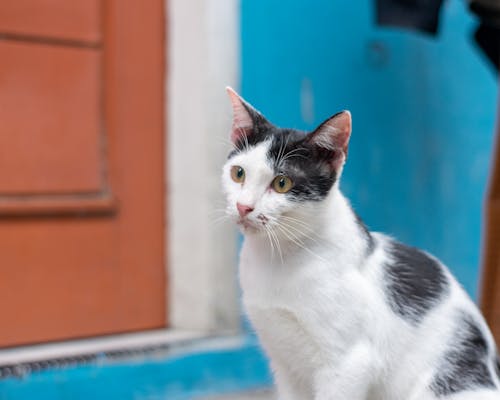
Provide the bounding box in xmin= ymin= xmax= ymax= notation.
xmin=313 ymin=341 xmax=378 ymax=400
xmin=272 ymin=361 xmax=308 ymax=400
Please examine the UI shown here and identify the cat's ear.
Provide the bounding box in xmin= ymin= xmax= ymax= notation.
xmin=226 ymin=87 xmax=264 ymax=145
xmin=306 ymin=111 xmax=352 ymax=169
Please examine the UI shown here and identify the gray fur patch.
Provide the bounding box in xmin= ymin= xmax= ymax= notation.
xmin=384 ymin=241 xmax=449 ymax=324
xmin=430 ymin=312 xmax=497 ymax=396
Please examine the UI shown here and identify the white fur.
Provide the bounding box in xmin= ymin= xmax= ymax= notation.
xmin=222 ymin=139 xmax=500 ymax=400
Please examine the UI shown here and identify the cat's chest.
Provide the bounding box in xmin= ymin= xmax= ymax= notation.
xmin=239 ymin=240 xmax=359 ymax=309
xmin=239 ymin=241 xmax=371 ymax=356
xmin=248 ymin=304 xmax=323 ymax=381
xmin=239 ymin=243 xmax=329 ymax=308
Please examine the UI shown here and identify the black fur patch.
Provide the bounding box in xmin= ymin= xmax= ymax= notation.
xmin=430 ymin=312 xmax=496 ymax=396
xmin=266 ymin=132 xmax=338 ymax=202
xmin=384 ymin=242 xmax=449 ymax=323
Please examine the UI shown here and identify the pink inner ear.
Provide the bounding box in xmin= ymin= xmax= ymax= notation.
xmin=310 ymin=111 xmax=352 ymax=154
xmin=226 ymin=87 xmax=254 ymax=144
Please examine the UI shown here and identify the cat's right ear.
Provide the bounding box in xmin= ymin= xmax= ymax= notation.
xmin=226 ymin=87 xmax=261 ymax=145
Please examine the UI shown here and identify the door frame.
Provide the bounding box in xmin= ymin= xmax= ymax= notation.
xmin=167 ymin=0 xmax=240 ymax=332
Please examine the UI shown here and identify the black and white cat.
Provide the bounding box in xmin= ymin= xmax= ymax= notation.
xmin=222 ymin=87 xmax=500 ymax=400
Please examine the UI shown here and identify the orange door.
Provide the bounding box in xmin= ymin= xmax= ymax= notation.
xmin=0 ymin=0 xmax=167 ymax=347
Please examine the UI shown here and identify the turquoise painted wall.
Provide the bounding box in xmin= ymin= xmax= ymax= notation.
xmin=241 ymin=0 xmax=497 ymax=298
xmin=0 ymin=337 xmax=272 ymax=400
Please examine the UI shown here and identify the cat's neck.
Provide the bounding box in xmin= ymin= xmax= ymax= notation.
xmin=244 ymin=187 xmax=373 ymax=267
xmin=318 ymin=188 xmax=372 ymax=263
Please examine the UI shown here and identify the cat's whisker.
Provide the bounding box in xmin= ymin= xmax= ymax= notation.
xmin=268 ymin=225 xmax=284 ymax=265
xmin=280 ymin=147 xmax=308 ymax=164
xmin=280 ymin=147 xmax=303 ymax=158
xmin=239 ymin=125 xmax=250 ymax=152
xmin=278 ymin=222 xmax=322 ymax=251
xmin=208 ymin=213 xmax=232 ymax=225
xmin=277 ymin=223 xmax=327 ymax=263
xmin=279 ymin=218 xmax=325 ymax=246
xmin=279 ymin=215 xmax=317 ymax=233
xmin=276 ymin=224 xmax=306 ymax=250
xmin=232 ymin=123 xmax=251 ymax=153
xmin=275 ymin=137 xmax=284 ymax=166
xmin=275 ymin=218 xmax=327 ymax=258
xmin=268 ymin=214 xmax=319 ymax=260
xmin=218 ymin=138 xmax=240 ymax=152
xmin=209 ymin=215 xmax=231 ymax=230
xmin=263 ymin=225 xmax=276 ymax=260
xmin=278 ymin=220 xmax=315 ymax=236
xmin=278 ymin=224 xmax=305 ymax=248
xmin=266 ymin=225 xmax=278 ymax=261
xmin=209 ymin=213 xmax=229 ymax=223
xmin=281 ymin=153 xmax=309 ymax=163
xmin=273 ymin=218 xmax=304 ymax=239
xmin=278 ymin=223 xmax=315 ymax=247
xmin=276 ymin=134 xmax=290 ymax=167
xmin=275 ymin=222 xmax=309 ymax=248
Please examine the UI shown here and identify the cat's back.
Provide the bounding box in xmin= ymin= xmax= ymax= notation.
xmin=371 ymin=233 xmax=500 ymax=398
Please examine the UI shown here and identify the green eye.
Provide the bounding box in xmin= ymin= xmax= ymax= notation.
xmin=230 ymin=166 xmax=245 ymax=183
xmin=272 ymin=175 xmax=293 ymax=193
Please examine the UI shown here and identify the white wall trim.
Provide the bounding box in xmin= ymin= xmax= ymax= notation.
xmin=0 ymin=330 xmax=204 ymax=366
xmin=167 ymin=0 xmax=240 ymax=332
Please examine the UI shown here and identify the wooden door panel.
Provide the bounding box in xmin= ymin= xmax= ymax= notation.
xmin=0 ymin=217 xmax=165 ymax=347
xmin=0 ymin=41 xmax=102 ymax=195
xmin=0 ymin=0 xmax=166 ymax=347
xmin=0 ymin=220 xmax=118 ymax=344
xmin=0 ymin=0 xmax=101 ymax=43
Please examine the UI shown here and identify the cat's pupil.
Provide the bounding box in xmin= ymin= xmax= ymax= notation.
xmin=279 ymin=178 xmax=285 ymax=188
xmin=237 ymin=168 xmax=243 ymax=178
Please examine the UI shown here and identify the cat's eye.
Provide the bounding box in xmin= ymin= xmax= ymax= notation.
xmin=230 ymin=166 xmax=245 ymax=183
xmin=272 ymin=175 xmax=293 ymax=193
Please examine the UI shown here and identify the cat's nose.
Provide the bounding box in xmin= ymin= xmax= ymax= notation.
xmin=237 ymin=203 xmax=254 ymax=217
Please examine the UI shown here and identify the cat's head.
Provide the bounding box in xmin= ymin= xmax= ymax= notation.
xmin=222 ymin=87 xmax=351 ymax=235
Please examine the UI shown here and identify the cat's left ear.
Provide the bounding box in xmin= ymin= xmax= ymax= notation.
xmin=306 ymin=111 xmax=352 ymax=169
xmin=226 ymin=87 xmax=266 ymax=145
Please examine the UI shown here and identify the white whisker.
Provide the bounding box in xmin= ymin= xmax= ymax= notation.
xmin=280 ymin=215 xmax=317 ymax=233
xmin=209 ymin=215 xmax=230 ymax=230
xmin=283 ymin=224 xmax=324 ymax=250
xmin=280 ymin=147 xmax=308 ymax=164
xmin=277 ymin=222 xmax=327 ymax=263
xmin=264 ymin=225 xmax=275 ymax=260
xmin=268 ymin=225 xmax=284 ymax=265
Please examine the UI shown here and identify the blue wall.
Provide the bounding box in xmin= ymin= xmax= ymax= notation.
xmin=241 ymin=0 xmax=497 ymax=298
xmin=0 ymin=337 xmax=272 ymax=400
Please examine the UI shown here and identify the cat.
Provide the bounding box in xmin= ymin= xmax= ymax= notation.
xmin=221 ymin=87 xmax=500 ymax=400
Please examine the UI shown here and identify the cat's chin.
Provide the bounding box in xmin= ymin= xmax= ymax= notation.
xmin=236 ymin=218 xmax=262 ymax=235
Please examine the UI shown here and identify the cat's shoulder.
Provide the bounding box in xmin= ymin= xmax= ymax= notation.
xmin=374 ymin=235 xmax=451 ymax=324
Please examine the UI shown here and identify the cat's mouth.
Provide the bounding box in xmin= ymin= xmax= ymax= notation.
xmin=237 ymin=217 xmax=258 ymax=232
xmin=237 ymin=215 xmax=267 ymax=233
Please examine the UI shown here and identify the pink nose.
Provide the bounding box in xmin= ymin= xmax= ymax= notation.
xmin=237 ymin=203 xmax=254 ymax=217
